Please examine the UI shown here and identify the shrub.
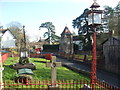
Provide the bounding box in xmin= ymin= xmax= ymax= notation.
xmin=43 ymin=44 xmax=59 ymax=51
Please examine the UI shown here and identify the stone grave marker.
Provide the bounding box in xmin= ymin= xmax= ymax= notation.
xmin=13 ymin=25 xmax=36 ymax=70
xmin=46 ymin=56 xmax=61 ymax=88
xmin=12 ymin=26 xmax=36 ymax=83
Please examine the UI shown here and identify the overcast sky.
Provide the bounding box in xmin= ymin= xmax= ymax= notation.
xmin=0 ymin=0 xmax=119 ymax=42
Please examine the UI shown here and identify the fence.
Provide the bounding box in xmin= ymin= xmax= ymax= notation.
xmin=30 ymin=53 xmax=53 ymax=61
xmin=2 ymin=53 xmax=8 ymax=63
xmin=1 ymin=79 xmax=118 ymax=89
xmin=103 ymin=45 xmax=120 ymax=74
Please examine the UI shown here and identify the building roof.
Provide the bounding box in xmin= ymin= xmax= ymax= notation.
xmin=90 ymin=1 xmax=100 ymax=8
xmin=0 ymin=29 xmax=16 ymax=39
xmin=113 ymin=36 xmax=120 ymax=40
xmin=0 ymin=29 xmax=8 ymax=34
xmin=102 ymin=36 xmax=120 ymax=45
xmin=61 ymin=26 xmax=72 ymax=35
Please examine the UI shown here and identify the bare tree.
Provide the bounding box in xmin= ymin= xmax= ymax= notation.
xmin=7 ymin=21 xmax=23 ymax=50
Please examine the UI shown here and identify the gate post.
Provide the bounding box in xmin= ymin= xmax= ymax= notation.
xmin=0 ymin=52 xmax=3 ymax=89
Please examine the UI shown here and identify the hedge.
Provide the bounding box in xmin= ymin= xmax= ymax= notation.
xmin=43 ymin=44 xmax=59 ymax=51
xmin=43 ymin=44 xmax=79 ymax=52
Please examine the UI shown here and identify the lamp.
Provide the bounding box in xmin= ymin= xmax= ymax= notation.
xmin=88 ymin=0 xmax=103 ymax=27
xmin=87 ymin=0 xmax=103 ymax=89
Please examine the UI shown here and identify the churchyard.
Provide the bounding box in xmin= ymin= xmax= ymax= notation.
xmin=3 ymin=57 xmax=89 ymax=81
xmin=2 ymin=57 xmax=91 ymax=88
xmin=0 ymin=0 xmax=119 ymax=89
xmin=1 ymin=55 xmax=118 ymax=89
xmin=0 ymin=25 xmax=118 ymax=89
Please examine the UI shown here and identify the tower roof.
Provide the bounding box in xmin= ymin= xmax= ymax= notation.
xmin=90 ymin=1 xmax=100 ymax=8
xmin=61 ymin=26 xmax=72 ymax=35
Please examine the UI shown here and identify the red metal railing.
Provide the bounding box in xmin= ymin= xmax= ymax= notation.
xmin=1 ymin=79 xmax=118 ymax=89
xmin=30 ymin=53 xmax=53 ymax=61
xmin=2 ymin=53 xmax=8 ymax=63
xmin=96 ymin=79 xmax=118 ymax=90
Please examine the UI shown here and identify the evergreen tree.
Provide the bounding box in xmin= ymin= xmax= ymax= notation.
xmin=103 ymin=2 xmax=120 ymax=36
xmin=72 ymin=8 xmax=93 ymax=51
xmin=39 ymin=22 xmax=58 ymax=44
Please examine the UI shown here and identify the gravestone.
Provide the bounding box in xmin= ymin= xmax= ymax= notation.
xmin=18 ymin=68 xmax=34 ymax=75
xmin=46 ymin=56 xmax=61 ymax=88
xmin=13 ymin=26 xmax=36 ymax=72
xmin=13 ymin=26 xmax=36 ymax=84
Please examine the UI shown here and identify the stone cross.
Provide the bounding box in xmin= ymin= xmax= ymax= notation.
xmin=46 ymin=56 xmax=61 ymax=84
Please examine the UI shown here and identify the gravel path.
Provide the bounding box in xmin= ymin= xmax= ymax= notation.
xmin=56 ymin=57 xmax=119 ymax=88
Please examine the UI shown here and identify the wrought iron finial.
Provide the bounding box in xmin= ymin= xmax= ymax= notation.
xmin=90 ymin=0 xmax=100 ymax=8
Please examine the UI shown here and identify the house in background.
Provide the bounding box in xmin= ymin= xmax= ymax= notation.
xmin=0 ymin=29 xmax=16 ymax=49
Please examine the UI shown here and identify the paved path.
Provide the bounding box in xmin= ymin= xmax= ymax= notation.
xmin=56 ymin=57 xmax=119 ymax=88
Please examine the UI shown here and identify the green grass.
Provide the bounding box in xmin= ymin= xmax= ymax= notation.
xmin=3 ymin=57 xmax=90 ymax=81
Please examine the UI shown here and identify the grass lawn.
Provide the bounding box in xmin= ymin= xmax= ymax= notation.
xmin=2 ymin=57 xmax=90 ymax=81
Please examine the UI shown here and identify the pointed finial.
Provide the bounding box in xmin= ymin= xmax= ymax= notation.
xmin=93 ymin=0 xmax=97 ymax=2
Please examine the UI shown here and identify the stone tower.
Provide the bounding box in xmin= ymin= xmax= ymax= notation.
xmin=59 ymin=26 xmax=73 ymax=55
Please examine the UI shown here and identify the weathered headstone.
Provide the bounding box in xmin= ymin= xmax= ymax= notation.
xmin=13 ymin=26 xmax=36 ymax=83
xmin=18 ymin=68 xmax=34 ymax=75
xmin=46 ymin=56 xmax=61 ymax=88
